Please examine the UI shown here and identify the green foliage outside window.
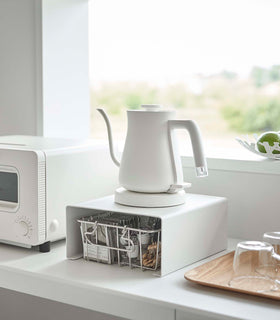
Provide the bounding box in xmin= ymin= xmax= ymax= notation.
xmin=91 ymin=65 xmax=280 ymax=134
xmin=222 ymin=100 xmax=280 ymax=133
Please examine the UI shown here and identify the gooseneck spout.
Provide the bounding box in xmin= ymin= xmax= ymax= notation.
xmin=97 ymin=108 xmax=120 ymax=167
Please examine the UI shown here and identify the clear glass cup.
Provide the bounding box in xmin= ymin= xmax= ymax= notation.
xmin=263 ymin=232 xmax=280 ymax=283
xmin=263 ymin=232 xmax=280 ymax=255
xmin=229 ymin=241 xmax=279 ymax=292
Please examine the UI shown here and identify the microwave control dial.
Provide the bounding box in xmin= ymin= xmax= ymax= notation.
xmin=15 ymin=217 xmax=32 ymax=237
xmin=17 ymin=221 xmax=29 ymax=236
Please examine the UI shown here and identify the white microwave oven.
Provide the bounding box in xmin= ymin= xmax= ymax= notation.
xmin=0 ymin=136 xmax=118 ymax=252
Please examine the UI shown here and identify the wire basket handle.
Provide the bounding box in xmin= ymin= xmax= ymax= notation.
xmin=121 ymin=226 xmax=134 ymax=251
xmin=84 ymin=221 xmax=98 ymax=244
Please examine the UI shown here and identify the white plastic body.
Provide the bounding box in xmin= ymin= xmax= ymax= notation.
xmin=0 ymin=136 xmax=119 ymax=248
xmin=66 ymin=193 xmax=227 ymax=276
xmin=120 ymin=109 xmax=177 ymax=192
xmin=98 ymin=106 xmax=208 ymax=194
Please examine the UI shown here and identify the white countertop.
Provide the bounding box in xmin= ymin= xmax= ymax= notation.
xmin=0 ymin=239 xmax=280 ymax=320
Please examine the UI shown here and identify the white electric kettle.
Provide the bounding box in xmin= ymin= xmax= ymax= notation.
xmin=98 ymin=104 xmax=207 ymax=207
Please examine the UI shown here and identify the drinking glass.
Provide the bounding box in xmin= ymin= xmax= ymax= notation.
xmin=229 ymin=241 xmax=279 ymax=292
xmin=263 ymin=232 xmax=280 ymax=255
xmin=263 ymin=232 xmax=280 ymax=283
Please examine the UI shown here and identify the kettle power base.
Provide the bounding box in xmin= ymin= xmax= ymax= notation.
xmin=114 ymin=187 xmax=186 ymax=208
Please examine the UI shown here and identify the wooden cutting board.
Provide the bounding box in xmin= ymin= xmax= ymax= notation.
xmin=184 ymin=251 xmax=280 ymax=301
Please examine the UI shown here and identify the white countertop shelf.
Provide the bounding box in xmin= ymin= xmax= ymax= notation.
xmin=0 ymin=239 xmax=280 ymax=320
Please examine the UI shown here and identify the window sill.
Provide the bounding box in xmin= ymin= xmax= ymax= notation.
xmin=182 ymin=151 xmax=280 ymax=175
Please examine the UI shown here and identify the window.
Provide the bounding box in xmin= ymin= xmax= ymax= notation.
xmin=89 ymin=0 xmax=280 ymax=154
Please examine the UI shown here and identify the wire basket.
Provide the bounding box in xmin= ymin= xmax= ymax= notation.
xmin=78 ymin=215 xmax=161 ymax=271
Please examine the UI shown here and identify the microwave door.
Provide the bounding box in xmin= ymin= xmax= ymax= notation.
xmin=0 ymin=168 xmax=19 ymax=212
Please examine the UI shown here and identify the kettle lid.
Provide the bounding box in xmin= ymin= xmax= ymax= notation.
xmin=141 ymin=104 xmax=162 ymax=111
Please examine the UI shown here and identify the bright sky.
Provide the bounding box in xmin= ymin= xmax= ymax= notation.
xmin=89 ymin=0 xmax=280 ymax=83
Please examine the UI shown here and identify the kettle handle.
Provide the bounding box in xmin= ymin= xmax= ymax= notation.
xmin=168 ymin=120 xmax=208 ymax=181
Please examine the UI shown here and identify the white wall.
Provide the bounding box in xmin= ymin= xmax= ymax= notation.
xmin=0 ymin=0 xmax=40 ymax=135
xmin=183 ymin=163 xmax=280 ymax=240
xmin=42 ymin=0 xmax=90 ymax=138
xmin=0 ymin=0 xmax=90 ymax=138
